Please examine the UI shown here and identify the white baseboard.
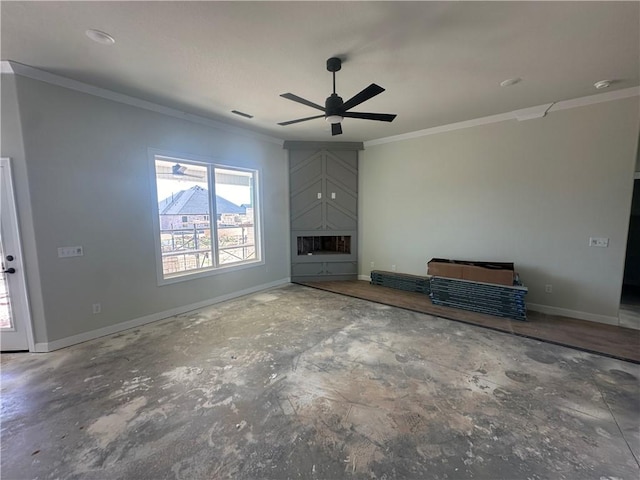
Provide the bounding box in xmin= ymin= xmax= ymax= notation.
xmin=34 ymin=278 xmax=291 ymax=352
xmin=355 ymin=276 xmax=619 ymax=327
xmin=526 ymin=303 xmax=619 ymax=326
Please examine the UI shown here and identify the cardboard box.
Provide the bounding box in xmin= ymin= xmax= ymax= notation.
xmin=427 ymin=260 xmax=464 ymax=279
xmin=427 ymin=258 xmax=515 ymax=286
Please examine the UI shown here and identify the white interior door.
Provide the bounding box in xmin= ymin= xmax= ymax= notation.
xmin=0 ymin=158 xmax=32 ymax=351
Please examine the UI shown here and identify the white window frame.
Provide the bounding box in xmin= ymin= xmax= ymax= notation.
xmin=149 ymin=148 xmax=264 ymax=286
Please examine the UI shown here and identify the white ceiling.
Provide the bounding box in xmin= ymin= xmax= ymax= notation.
xmin=1 ymin=1 xmax=638 ymax=142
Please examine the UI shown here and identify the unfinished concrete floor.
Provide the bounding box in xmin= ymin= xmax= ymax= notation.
xmin=1 ymin=284 xmax=639 ymax=480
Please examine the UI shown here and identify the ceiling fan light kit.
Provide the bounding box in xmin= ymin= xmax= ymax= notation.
xmin=278 ymin=57 xmax=397 ymax=136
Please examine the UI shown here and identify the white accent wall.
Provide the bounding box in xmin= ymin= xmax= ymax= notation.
xmin=1 ymin=74 xmax=289 ymax=349
xmin=360 ymin=97 xmax=639 ymax=325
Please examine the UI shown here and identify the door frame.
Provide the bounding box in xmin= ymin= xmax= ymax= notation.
xmin=1 ymin=157 xmax=35 ymax=351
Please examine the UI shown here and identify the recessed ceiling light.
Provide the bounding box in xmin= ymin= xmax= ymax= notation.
xmin=85 ymin=29 xmax=115 ymax=45
xmin=500 ymin=77 xmax=522 ymax=87
xmin=594 ymin=80 xmax=611 ymax=89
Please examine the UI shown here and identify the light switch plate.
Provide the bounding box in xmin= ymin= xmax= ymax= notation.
xmin=589 ymin=237 xmax=609 ymax=248
xmin=58 ymin=246 xmax=84 ymax=258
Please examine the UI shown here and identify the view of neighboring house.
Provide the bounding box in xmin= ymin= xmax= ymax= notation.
xmin=157 ymin=185 xmax=256 ymax=272
xmin=158 ymin=185 xmax=246 ymax=229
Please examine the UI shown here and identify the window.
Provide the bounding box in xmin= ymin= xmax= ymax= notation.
xmin=152 ymin=153 xmax=261 ymax=282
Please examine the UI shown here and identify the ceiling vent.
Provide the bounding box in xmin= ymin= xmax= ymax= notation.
xmin=231 ymin=110 xmax=253 ymax=119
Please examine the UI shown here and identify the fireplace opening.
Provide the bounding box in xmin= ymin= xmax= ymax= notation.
xmin=297 ymin=235 xmax=351 ymax=255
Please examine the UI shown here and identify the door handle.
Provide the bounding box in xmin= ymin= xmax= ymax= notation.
xmin=3 ymin=268 xmax=15 ymax=274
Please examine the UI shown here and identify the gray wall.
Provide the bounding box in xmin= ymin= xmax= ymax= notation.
xmin=2 ymin=74 xmax=289 ymax=345
xmin=360 ymin=97 xmax=639 ymax=323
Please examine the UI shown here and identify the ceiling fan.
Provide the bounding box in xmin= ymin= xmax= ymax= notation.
xmin=156 ymin=163 xmax=204 ymax=179
xmin=278 ymin=57 xmax=397 ymax=136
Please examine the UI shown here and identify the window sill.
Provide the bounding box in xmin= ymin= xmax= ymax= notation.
xmin=158 ymin=258 xmax=265 ymax=286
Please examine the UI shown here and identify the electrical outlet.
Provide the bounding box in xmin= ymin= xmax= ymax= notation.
xmin=391 ymin=264 xmax=396 ymax=272
xmin=92 ymin=303 xmax=101 ymax=314
xmin=589 ymin=237 xmax=609 ymax=247
xmin=58 ymin=246 xmax=84 ymax=258
xmin=370 ymin=262 xmax=375 ymax=268
xmin=545 ymin=284 xmax=553 ymax=294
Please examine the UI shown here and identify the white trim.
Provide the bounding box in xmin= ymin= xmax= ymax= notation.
xmin=1 ymin=60 xmax=284 ymax=147
xmin=349 ymin=279 xmax=619 ymax=326
xmin=549 ymin=87 xmax=640 ymax=112
xmin=0 ymin=158 xmax=36 ymax=352
xmin=34 ymin=277 xmax=291 ymax=352
xmin=352 ymin=277 xmax=618 ymax=326
xmin=526 ymin=303 xmax=619 ymax=326
xmin=514 ymin=103 xmax=554 ymax=121
xmin=158 ymin=259 xmax=266 ymax=286
xmin=356 ymin=278 xmax=615 ymax=325
xmin=364 ymin=111 xmax=517 ymax=147
xmin=365 ymin=86 xmax=640 ymax=147
xmin=0 ymin=62 xmax=14 ymax=74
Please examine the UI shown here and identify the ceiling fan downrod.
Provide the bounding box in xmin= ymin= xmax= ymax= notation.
xmin=326 ymin=57 xmax=342 ymax=95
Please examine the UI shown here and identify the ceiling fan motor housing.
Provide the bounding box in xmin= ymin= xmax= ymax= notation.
xmin=325 ymin=93 xmax=343 ymax=117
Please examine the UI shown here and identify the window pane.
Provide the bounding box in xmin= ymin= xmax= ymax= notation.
xmin=214 ymin=168 xmax=256 ymax=265
xmin=155 ymin=158 xmax=212 ymax=276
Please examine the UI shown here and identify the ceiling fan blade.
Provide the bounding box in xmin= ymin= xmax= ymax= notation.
xmin=331 ymin=123 xmax=343 ymax=136
xmin=280 ymin=93 xmax=326 ymax=112
xmin=278 ymin=114 xmax=325 ymax=126
xmin=342 ymin=112 xmax=397 ymax=122
xmin=341 ymin=84 xmax=385 ymax=111
xmin=172 ymin=163 xmax=187 ymax=175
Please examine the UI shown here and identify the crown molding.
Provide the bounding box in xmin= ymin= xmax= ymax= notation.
xmin=1 ymin=60 xmax=284 ymax=147
xmin=365 ymin=86 xmax=640 ymax=147
xmin=514 ymin=103 xmax=555 ymax=121
xmin=3 ymin=60 xmax=637 ymax=149
xmin=548 ymin=86 xmax=640 ymax=112
xmin=283 ymin=141 xmax=364 ymax=151
xmin=1 ymin=61 xmax=15 ymax=74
